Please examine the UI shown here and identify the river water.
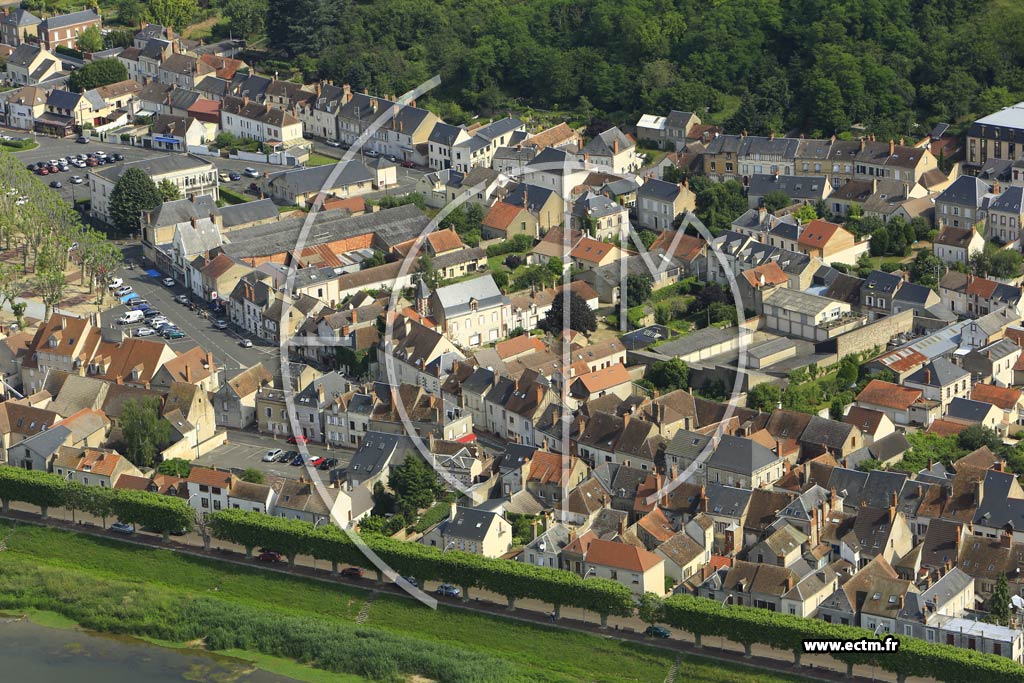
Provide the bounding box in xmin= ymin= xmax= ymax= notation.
xmin=0 ymin=617 xmax=300 ymax=683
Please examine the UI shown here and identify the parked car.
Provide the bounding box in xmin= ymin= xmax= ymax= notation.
xmin=645 ymin=625 xmax=671 ymax=639
xmin=326 ymin=140 xmax=341 ymax=147
xmin=290 ymin=454 xmax=304 ymax=466
xmin=112 ymin=153 xmax=124 ymax=161
xmin=317 ymin=457 xmax=338 ymax=471
xmin=110 ymin=521 xmax=135 ymax=534
xmin=385 ymin=154 xmax=399 ymax=163
xmin=243 ymin=167 xmax=259 ymax=178
xmin=107 ymin=278 xmax=123 ymax=289
xmin=263 ymin=448 xmax=283 ymax=462
xmin=134 ymin=327 xmax=156 ymax=337
xmin=162 ymin=277 xmax=176 ymax=287
xmin=364 ymin=149 xmax=380 ymax=158
xmin=36 ymin=167 xmax=48 ymax=175
xmin=143 ymin=309 xmax=161 ymax=319
xmin=69 ymin=175 xmax=84 ymax=184
xmin=174 ymin=294 xmax=189 ymax=304
xmin=49 ymin=181 xmax=62 ymax=188
xmin=218 ymin=172 xmax=230 ymax=182
xmin=287 ymin=435 xmax=309 ymax=445
xmin=163 ymin=328 xmax=186 ymax=339
xmin=436 ymin=584 xmax=461 ymax=597
xmin=228 ymin=172 xmax=241 ymax=181
xmin=149 ymin=317 xmax=170 ymax=328
xmin=278 ymin=450 xmax=297 ymax=463
xmin=213 ymin=319 xmax=229 ymax=330
xmin=114 ymin=286 xmax=133 ymax=297
xmin=239 ymin=339 xmax=253 ymax=348
xmin=308 ymin=456 xmax=324 ymax=467
xmin=86 ymin=158 xmax=98 ymax=167
xmin=76 ymin=136 xmax=89 ymax=144
xmin=400 ymin=575 xmax=419 ymax=588
xmin=401 ymin=160 xmax=416 ymax=168
xmin=340 ymin=567 xmax=364 ymax=579
xmin=257 ymin=550 xmax=283 ymax=562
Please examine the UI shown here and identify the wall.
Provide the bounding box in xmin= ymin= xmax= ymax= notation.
xmin=833 ymin=309 xmax=914 ymax=359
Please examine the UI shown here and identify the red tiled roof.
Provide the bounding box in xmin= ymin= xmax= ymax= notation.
xmin=843 ymin=406 xmax=887 ymax=434
xmin=186 ymin=467 xmax=233 ymax=488
xmin=926 ymin=419 xmax=966 ymax=436
xmin=741 ymin=262 xmax=788 ymax=289
xmin=528 ymin=450 xmax=565 ymax=485
xmin=569 ymin=236 xmax=615 ymax=263
xmin=650 ymin=231 xmax=704 ymax=262
xmin=966 ymin=276 xmax=998 ymax=299
xmin=798 ymin=219 xmax=842 ymax=248
xmin=495 ymin=334 xmax=546 ymax=360
xmin=585 ymin=537 xmax=662 ymax=572
xmin=970 ymin=383 xmax=1021 ymax=410
xmin=576 ymin=363 xmax=631 ymax=394
xmin=426 ymin=228 xmax=463 ymax=254
xmin=856 ymin=379 xmax=921 ymax=411
xmin=482 ymin=202 xmax=524 ymax=231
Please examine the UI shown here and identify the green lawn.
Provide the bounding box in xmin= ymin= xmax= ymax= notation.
xmin=0 ymin=523 xmax=813 ymax=683
xmin=306 ymin=152 xmax=339 ymax=167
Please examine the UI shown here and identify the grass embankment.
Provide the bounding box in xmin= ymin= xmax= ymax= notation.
xmin=0 ymin=523 xmax=811 ymax=683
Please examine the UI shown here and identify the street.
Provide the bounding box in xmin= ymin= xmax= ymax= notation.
xmin=99 ymin=262 xmax=280 ymax=377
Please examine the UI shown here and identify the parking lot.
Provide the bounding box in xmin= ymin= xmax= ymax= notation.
xmin=192 ymin=429 xmax=350 ymax=482
xmin=99 ymin=264 xmax=281 ymax=377
xmin=11 ymin=131 xmax=429 ymax=207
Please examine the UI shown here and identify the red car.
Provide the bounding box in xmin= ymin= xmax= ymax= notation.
xmin=36 ymin=168 xmax=48 ymax=175
xmin=401 ymin=160 xmax=416 ymax=168
xmin=257 ymin=550 xmax=283 ymax=562
xmin=340 ymin=567 xmax=364 ymax=579
xmin=309 ymin=456 xmax=324 ymax=467
xmin=287 ymin=435 xmax=309 ymax=444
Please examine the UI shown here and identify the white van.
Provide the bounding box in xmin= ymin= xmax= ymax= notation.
xmin=118 ymin=310 xmax=144 ymax=325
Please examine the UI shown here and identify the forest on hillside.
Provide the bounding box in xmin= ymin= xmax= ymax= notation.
xmin=260 ymin=0 xmax=1024 ymax=137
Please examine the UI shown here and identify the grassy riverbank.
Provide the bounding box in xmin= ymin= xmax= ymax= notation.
xmin=0 ymin=523 xmax=810 ymax=683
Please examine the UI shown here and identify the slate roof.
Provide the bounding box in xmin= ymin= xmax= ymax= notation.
xmin=708 ymin=434 xmax=777 ymax=477
xmin=946 ymin=397 xmax=998 ymax=423
xmin=94 ymin=154 xmax=212 ymax=182
xmin=637 ymin=178 xmax=681 ymax=202
xmin=433 ymin=275 xmax=505 ymax=317
xmin=268 ymin=160 xmax=373 ymax=194
xmin=937 ymin=175 xmax=990 ymax=208
xmin=747 ymin=173 xmax=827 ymax=200
xmin=904 ymin=357 xmax=967 ymax=388
xmin=39 ymin=9 xmax=98 ymax=30
xmin=581 ymin=126 xmax=634 ymax=157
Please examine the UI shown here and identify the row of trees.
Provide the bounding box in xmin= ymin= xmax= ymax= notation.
xmin=0 ymin=467 xmax=194 ymax=541
xmin=0 ymin=152 xmax=122 ymax=322
xmin=1 ymin=463 xmax=1021 ymax=681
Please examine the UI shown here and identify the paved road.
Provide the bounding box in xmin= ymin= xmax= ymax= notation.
xmin=0 ymin=504 xmax=924 ymax=683
xmin=99 ymin=263 xmax=280 ymax=377
xmin=193 ymin=429 xmax=352 ymax=481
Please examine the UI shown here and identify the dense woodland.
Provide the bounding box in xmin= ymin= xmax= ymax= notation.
xmin=260 ymin=0 xmax=1024 ymax=137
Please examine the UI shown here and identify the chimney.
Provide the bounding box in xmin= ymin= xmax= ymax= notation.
xmin=699 ymin=484 xmax=708 ymax=512
xmin=116 ymin=375 xmax=123 ymax=385
xmin=888 ymin=503 xmax=896 ymax=523
xmin=242 ymin=95 xmax=249 ymax=107
xmin=185 ymin=364 xmax=192 ymax=383
xmin=534 ymin=384 xmax=544 ymax=406
xmin=770 ymin=131 xmax=775 ymax=141
xmin=993 ymin=181 xmax=1001 ymax=195
xmin=190 ymin=216 xmax=197 ymax=229
xmin=623 ymin=411 xmax=631 ymax=428
xmin=617 ymin=515 xmax=626 ymax=537
xmin=449 ymin=500 xmax=457 ymax=520
xmin=206 ymin=352 xmax=213 ymax=368
xmin=859 ymin=137 xmax=865 ymax=152
xmin=892 ymin=490 xmax=898 ymax=509
xmin=577 ymin=137 xmax=583 ymax=151
xmin=889 ymin=138 xmax=895 ymax=156
xmin=613 ymin=138 xmax=619 ymax=154
xmin=1002 ymin=530 xmax=1013 ymax=548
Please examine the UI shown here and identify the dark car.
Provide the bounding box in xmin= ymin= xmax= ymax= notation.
xmin=340 ymin=567 xmax=364 ymax=579
xmin=400 ymin=575 xmax=419 ymax=588
xmin=112 ymin=153 xmax=124 ymax=161
xmin=76 ymin=136 xmax=89 ymax=144
xmin=228 ymin=172 xmax=241 ymax=181
xmin=290 ymin=454 xmax=304 ymax=466
xmin=287 ymin=434 xmax=309 ymax=444
xmin=277 ymin=450 xmax=296 ymax=463
xmin=436 ymin=584 xmax=461 ymax=597
xmin=317 ymin=457 xmax=338 ymax=471
xmin=49 ymin=180 xmax=62 ymax=188
xmin=257 ymin=550 xmax=283 ymax=562
xmin=143 ymin=309 xmax=161 ymax=318
xmin=110 ymin=521 xmax=135 ymax=534
xmin=645 ymin=625 xmax=671 ymax=639
xmin=26 ymin=163 xmax=36 ymax=171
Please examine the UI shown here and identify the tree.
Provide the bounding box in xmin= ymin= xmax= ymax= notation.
xmin=836 ymin=356 xmax=859 ymax=390
xmin=746 ymin=383 xmax=782 ymax=411
xmin=147 ymin=0 xmax=198 ymax=30
xmin=644 ymin=358 xmax=689 ymax=392
xmin=115 ymin=0 xmax=146 ymax=26
xmin=157 ymin=458 xmax=192 ymax=477
xmin=0 ymin=262 xmax=24 ymax=327
xmin=157 ymin=179 xmax=181 ymax=202
xmin=989 ymin=574 xmax=1012 ymax=626
xmin=908 ymin=249 xmax=945 ymax=288
xmin=241 ymin=468 xmax=265 ymax=484
xmin=121 ymin=397 xmax=172 ymax=468
xmin=957 ymin=424 xmax=1002 ymax=453
xmin=762 ymin=190 xmax=791 ymax=213
xmin=637 ymin=592 xmax=665 ymax=626
xmin=68 ymin=59 xmax=128 ymax=92
xmin=829 ymin=397 xmax=846 ymax=421
xmin=626 ymin=274 xmax=653 ymax=308
xmin=389 ymin=454 xmax=441 ymax=515
xmin=223 ymin=0 xmax=268 ymax=36
xmin=32 ymin=242 xmax=67 ymax=320
xmin=76 ymin=25 xmax=103 ymax=52
xmin=791 ymin=203 xmax=817 ymax=223
xmin=109 ymin=167 xmax=162 ymax=233
xmin=543 ymin=291 xmax=596 ymax=334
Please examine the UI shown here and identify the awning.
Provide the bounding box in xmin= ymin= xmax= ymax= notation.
xmin=457 ymin=433 xmax=477 ymax=443
xmin=145 ymin=269 xmax=161 ymax=278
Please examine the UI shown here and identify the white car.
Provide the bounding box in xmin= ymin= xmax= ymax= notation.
xmin=239 ymin=339 xmax=253 ymax=348
xmin=149 ymin=317 xmax=170 ymax=328
xmin=107 ymin=278 xmax=123 ymax=289
xmin=263 ymin=449 xmax=283 ymax=462
xmin=69 ymin=175 xmax=84 ymax=184
xmin=114 ymin=286 xmax=133 ymax=297
xmin=134 ymin=327 xmax=155 ymax=337
xmin=243 ymin=167 xmax=259 ymax=178
xmin=162 ymin=277 xmax=176 ymax=287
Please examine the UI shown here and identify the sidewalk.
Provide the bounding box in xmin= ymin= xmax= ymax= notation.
xmin=0 ymin=503 xmax=922 ymax=683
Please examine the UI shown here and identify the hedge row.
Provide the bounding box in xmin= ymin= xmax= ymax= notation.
xmin=663 ymin=594 xmax=1024 ymax=683
xmin=0 ymin=466 xmax=193 ymax=540
xmin=207 ymin=508 xmax=635 ymax=621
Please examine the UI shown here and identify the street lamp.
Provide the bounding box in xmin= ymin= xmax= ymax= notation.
xmin=720 ymin=594 xmax=734 ymax=651
xmin=442 ymin=540 xmax=456 ymax=553
xmin=583 ymin=567 xmax=596 ymax=579
xmin=312 ymin=517 xmax=326 ymax=571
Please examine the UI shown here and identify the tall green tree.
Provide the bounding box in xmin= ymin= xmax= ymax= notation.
xmin=147 ymin=0 xmax=198 ymax=30
xmin=68 ymin=59 xmax=128 ymax=92
xmin=625 ymin=274 xmax=653 ymax=308
xmin=543 ymin=291 xmax=596 ymax=333
xmin=989 ymin=574 xmax=1011 ymax=626
xmin=644 ymin=358 xmax=689 ymax=392
xmin=761 ymin=191 xmax=791 ymax=213
xmin=109 ymin=167 xmax=162 ymax=233
xmin=157 ymin=179 xmax=181 ymax=202
xmin=121 ymin=397 xmax=172 ymax=468
xmin=389 ymin=454 xmax=441 ymax=515
xmin=223 ymin=0 xmax=267 ymax=36
xmin=76 ymin=25 xmax=104 ymax=52
xmin=746 ymin=383 xmax=782 ymax=411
